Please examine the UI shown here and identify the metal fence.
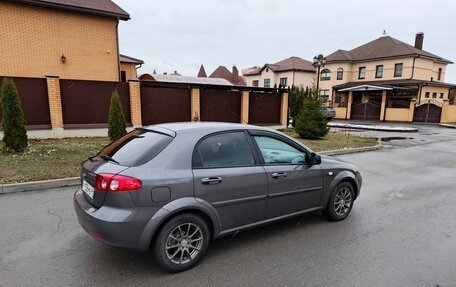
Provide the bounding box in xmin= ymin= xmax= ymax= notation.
xmin=60 ymin=79 xmax=130 ymax=128
xmin=1 ymin=76 xmax=288 ymax=134
xmin=140 ymin=85 xmax=191 ymax=125
xmin=249 ymin=92 xmax=281 ymax=125
xmin=0 ymin=76 xmax=50 ymax=129
xmin=200 ymin=89 xmax=241 ymax=123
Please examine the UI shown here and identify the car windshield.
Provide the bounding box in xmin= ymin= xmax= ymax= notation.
xmin=98 ymin=129 xmax=173 ymax=166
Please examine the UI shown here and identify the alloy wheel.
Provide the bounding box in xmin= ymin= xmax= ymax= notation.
xmin=165 ymin=223 xmax=204 ymax=265
xmin=334 ymin=187 xmax=352 ymax=217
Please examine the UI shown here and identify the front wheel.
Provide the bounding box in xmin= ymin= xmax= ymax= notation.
xmin=323 ymin=182 xmax=354 ymax=221
xmin=154 ymin=213 xmax=210 ymax=272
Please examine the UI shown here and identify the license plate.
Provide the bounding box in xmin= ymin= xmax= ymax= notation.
xmin=82 ymin=180 xmax=95 ymax=199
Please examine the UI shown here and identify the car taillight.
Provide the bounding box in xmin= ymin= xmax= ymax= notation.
xmin=95 ymin=174 xmax=142 ymax=192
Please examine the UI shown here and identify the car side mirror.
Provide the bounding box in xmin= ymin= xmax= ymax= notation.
xmin=310 ymin=152 xmax=321 ymax=165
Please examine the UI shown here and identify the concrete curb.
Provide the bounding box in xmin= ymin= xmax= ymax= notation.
xmin=320 ymin=143 xmax=383 ymax=156
xmin=439 ymin=123 xmax=456 ymax=129
xmin=0 ymin=177 xmax=80 ymax=194
xmin=1 ymin=142 xmax=382 ymax=195
xmin=329 ymin=123 xmax=418 ymax=132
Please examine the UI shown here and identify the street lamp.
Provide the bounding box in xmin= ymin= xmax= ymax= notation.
xmin=312 ymin=54 xmax=326 ymax=93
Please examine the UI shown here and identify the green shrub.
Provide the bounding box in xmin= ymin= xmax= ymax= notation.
xmin=289 ymin=86 xmax=309 ymax=126
xmin=294 ymin=91 xmax=329 ymax=139
xmin=108 ymin=90 xmax=127 ymax=141
xmin=1 ymin=78 xmax=28 ymax=152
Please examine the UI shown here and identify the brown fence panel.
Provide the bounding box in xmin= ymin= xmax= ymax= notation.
xmin=249 ymin=92 xmax=281 ymax=125
xmin=60 ymin=79 xmax=130 ymax=128
xmin=0 ymin=76 xmax=50 ymax=129
xmin=200 ymin=89 xmax=241 ymax=123
xmin=140 ymin=85 xmax=190 ymax=125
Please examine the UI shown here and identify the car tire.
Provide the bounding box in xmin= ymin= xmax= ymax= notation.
xmin=323 ymin=182 xmax=355 ymax=221
xmin=154 ymin=213 xmax=210 ymax=272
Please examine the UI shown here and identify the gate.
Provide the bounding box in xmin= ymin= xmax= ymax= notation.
xmin=200 ymin=90 xmax=241 ymax=123
xmin=351 ymin=93 xmax=382 ymax=121
xmin=413 ymin=100 xmax=442 ymax=123
xmin=249 ymin=92 xmax=281 ymax=125
xmin=140 ymin=85 xmax=191 ymax=125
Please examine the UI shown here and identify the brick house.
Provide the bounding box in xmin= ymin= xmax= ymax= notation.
xmin=0 ymin=0 xmax=131 ymax=81
xmin=320 ymin=33 xmax=455 ymax=122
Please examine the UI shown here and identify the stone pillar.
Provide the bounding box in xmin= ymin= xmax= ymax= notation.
xmin=408 ymin=99 xmax=416 ymax=123
xmin=46 ymin=74 xmax=64 ymax=138
xmin=191 ymin=88 xmax=200 ymax=121
xmin=440 ymin=99 xmax=450 ymax=123
xmin=128 ymin=79 xmax=142 ymax=127
xmin=241 ymin=91 xmax=249 ymax=124
xmin=280 ymin=92 xmax=289 ymax=127
xmin=346 ymin=91 xmax=353 ymax=119
xmin=379 ymin=90 xmax=387 ymax=121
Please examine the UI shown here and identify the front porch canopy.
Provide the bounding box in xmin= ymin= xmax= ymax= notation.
xmin=338 ymin=84 xmax=394 ymax=92
xmin=334 ymin=79 xmax=456 ymax=93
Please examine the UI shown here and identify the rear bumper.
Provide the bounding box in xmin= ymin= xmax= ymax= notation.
xmin=73 ymin=188 xmax=157 ymax=250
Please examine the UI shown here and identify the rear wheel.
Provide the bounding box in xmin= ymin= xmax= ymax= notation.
xmin=323 ymin=182 xmax=354 ymax=221
xmin=154 ymin=213 xmax=210 ymax=272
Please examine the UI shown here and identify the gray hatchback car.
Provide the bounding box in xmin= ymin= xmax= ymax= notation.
xmin=74 ymin=122 xmax=362 ymax=272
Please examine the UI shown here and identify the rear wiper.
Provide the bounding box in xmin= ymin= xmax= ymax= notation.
xmin=98 ymin=154 xmax=120 ymax=165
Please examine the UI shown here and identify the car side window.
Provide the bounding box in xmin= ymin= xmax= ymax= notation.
xmin=253 ymin=135 xmax=306 ymax=165
xmin=193 ymin=132 xmax=255 ymax=168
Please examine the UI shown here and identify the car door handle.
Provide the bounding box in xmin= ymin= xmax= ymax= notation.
xmin=201 ymin=177 xmax=223 ymax=185
xmin=272 ymin=172 xmax=287 ymax=179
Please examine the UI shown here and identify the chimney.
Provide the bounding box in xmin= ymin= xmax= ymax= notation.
xmin=415 ymin=32 xmax=424 ymax=50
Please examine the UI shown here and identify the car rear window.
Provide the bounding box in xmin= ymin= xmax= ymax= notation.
xmin=98 ymin=129 xmax=173 ymax=166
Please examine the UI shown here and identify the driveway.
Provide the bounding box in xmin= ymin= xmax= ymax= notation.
xmin=1 ymin=125 xmax=455 ymax=286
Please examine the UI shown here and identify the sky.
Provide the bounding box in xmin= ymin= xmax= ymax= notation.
xmin=115 ymin=0 xmax=456 ymax=83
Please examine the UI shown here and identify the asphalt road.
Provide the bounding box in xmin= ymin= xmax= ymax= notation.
xmin=1 ymin=125 xmax=455 ymax=287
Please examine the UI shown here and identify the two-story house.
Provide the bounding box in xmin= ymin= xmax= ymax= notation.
xmin=243 ymin=56 xmax=316 ymax=89
xmin=0 ymin=0 xmax=140 ymax=82
xmin=320 ymin=33 xmax=454 ymax=122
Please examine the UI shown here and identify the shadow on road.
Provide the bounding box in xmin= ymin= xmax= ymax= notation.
xmin=73 ymin=211 xmax=327 ymax=276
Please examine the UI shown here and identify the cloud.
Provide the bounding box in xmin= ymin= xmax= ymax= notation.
xmin=116 ymin=0 xmax=456 ymax=82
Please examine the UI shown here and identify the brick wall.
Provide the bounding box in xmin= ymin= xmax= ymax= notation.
xmin=129 ymin=81 xmax=142 ymax=126
xmin=0 ymin=2 xmax=119 ymax=81
xmin=46 ymin=76 xmax=64 ymax=128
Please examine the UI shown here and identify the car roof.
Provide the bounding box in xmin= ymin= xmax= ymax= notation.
xmin=144 ymin=122 xmax=277 ymax=135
